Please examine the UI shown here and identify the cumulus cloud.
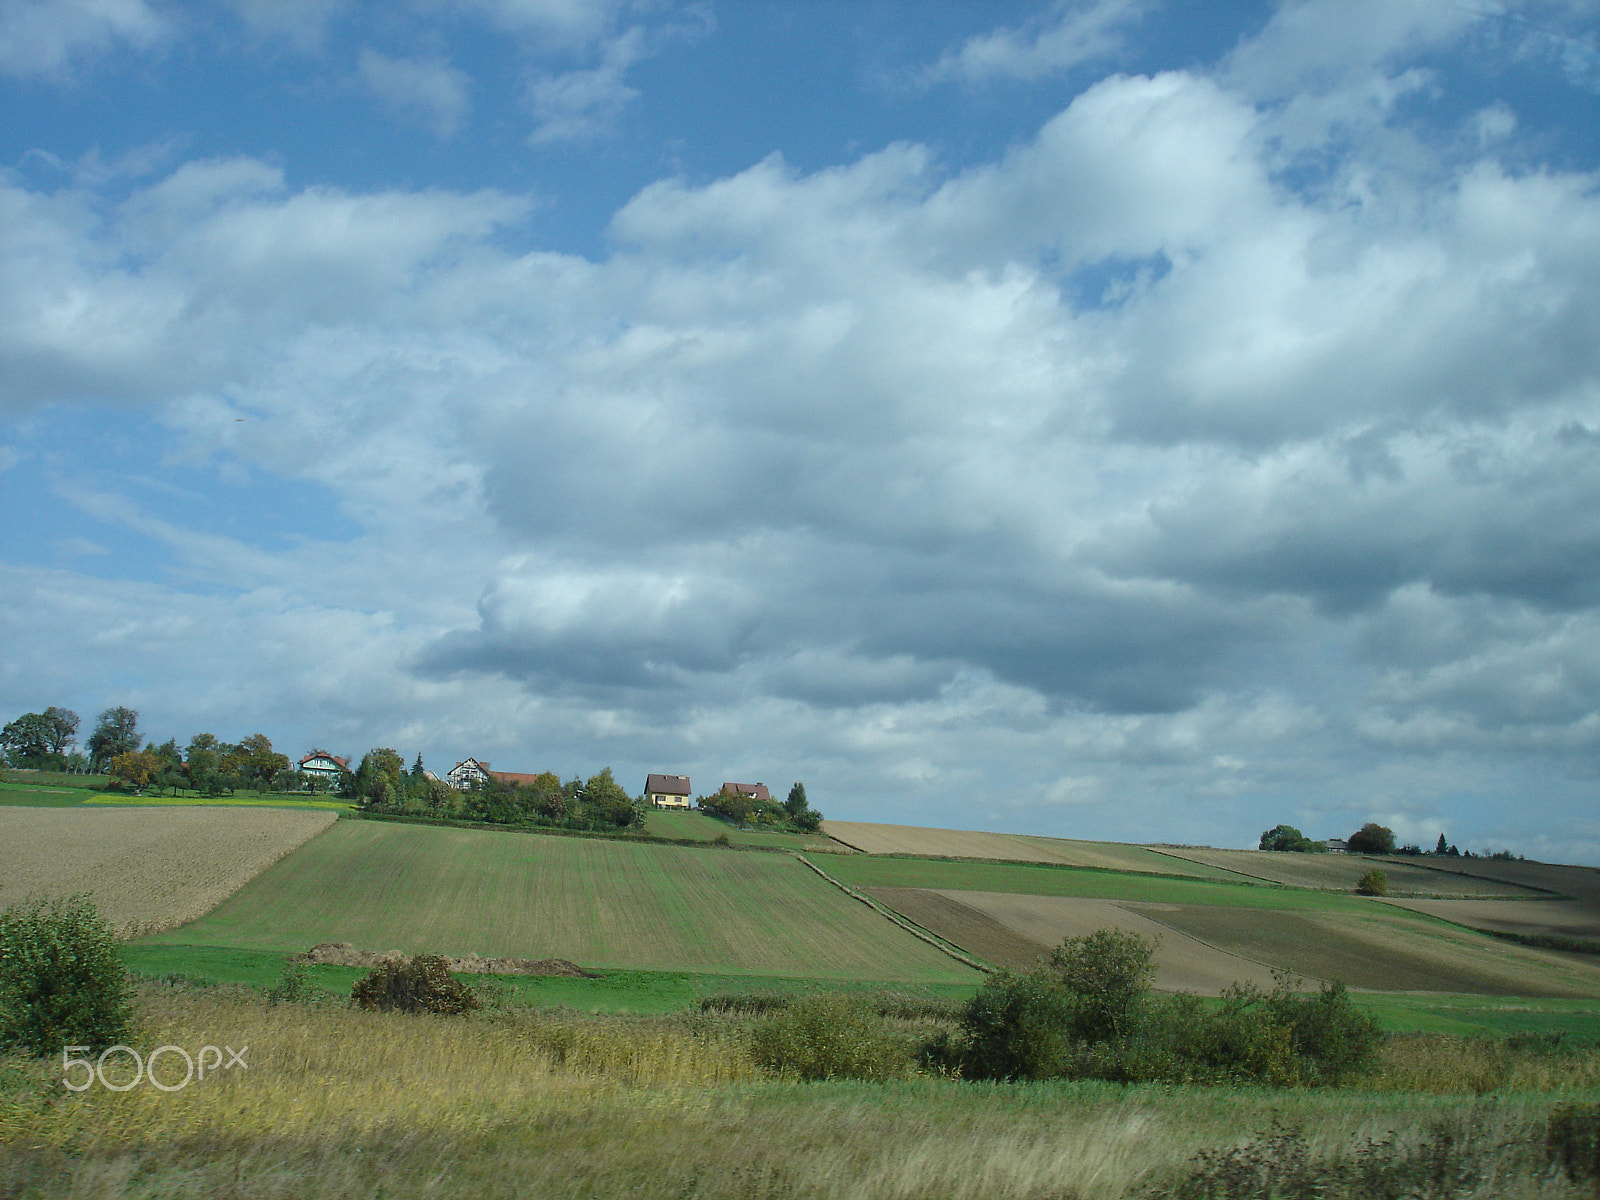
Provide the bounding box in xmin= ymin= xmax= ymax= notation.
xmin=357 ymin=48 xmax=471 ymax=138
xmin=924 ymin=0 xmax=1156 ymax=85
xmin=6 ymin=2 xmax=1600 ymax=857
xmin=0 ymin=0 xmax=168 ymax=80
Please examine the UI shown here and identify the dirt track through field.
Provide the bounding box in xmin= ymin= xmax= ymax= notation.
xmin=0 ymin=806 xmax=337 ymax=933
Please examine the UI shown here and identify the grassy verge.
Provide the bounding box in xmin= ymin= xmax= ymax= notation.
xmin=0 ymin=779 xmax=352 ymax=812
xmin=6 ymin=982 xmax=1600 ymax=1199
xmin=120 ymin=943 xmax=980 ymax=1013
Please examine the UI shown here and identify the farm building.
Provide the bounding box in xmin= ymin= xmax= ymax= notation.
xmin=645 ymin=773 xmax=693 ymax=809
xmin=720 ymin=782 xmax=772 ymax=802
xmin=447 ymin=758 xmax=492 ymax=788
xmin=297 ymin=751 xmax=349 ymax=784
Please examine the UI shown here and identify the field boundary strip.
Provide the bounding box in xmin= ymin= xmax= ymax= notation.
xmin=794 ymin=853 xmax=993 ymax=973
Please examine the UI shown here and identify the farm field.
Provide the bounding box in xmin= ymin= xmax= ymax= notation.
xmin=0 ymin=805 xmax=336 ymax=933
xmin=1380 ymin=896 xmax=1600 ymax=941
xmin=141 ymin=820 xmax=980 ymax=982
xmin=822 ymin=820 xmax=1247 ymax=878
xmin=863 ymin=887 xmax=1600 ymax=997
xmin=812 ymin=852 xmax=1382 ymax=911
xmin=1153 ymin=845 xmax=1548 ymax=897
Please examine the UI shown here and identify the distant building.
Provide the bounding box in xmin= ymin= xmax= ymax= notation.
xmin=720 ymin=782 xmax=771 ymax=802
xmin=645 ymin=773 xmax=693 ymax=809
xmin=1324 ymin=838 xmax=1349 ymax=853
xmin=447 ymin=758 xmax=493 ymax=789
xmin=297 ymin=751 xmax=348 ymax=784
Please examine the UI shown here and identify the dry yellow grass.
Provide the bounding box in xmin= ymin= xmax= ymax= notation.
xmin=2 ymin=985 xmax=1595 ymax=1199
xmin=0 ymin=806 xmax=336 ymax=935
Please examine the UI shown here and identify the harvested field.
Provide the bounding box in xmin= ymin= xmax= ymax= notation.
xmin=1380 ymin=897 xmax=1600 ymax=942
xmin=1152 ymin=846 xmax=1544 ymax=897
xmin=144 ymin=821 xmax=980 ymax=982
xmin=0 ymin=806 xmax=336 ymax=934
xmin=869 ymin=888 xmax=1283 ymax=994
xmin=821 ymin=821 xmax=1244 ymax=878
xmin=1390 ymin=857 xmax=1600 ymax=906
xmin=1143 ymin=905 xmax=1600 ymax=997
xmin=866 ymin=883 xmax=1600 ymax=997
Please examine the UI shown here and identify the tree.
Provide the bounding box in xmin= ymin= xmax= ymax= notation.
xmin=784 ymin=781 xmax=808 ymax=819
xmin=354 ymin=748 xmax=405 ymax=805
xmin=107 ymin=749 xmax=160 ymax=791
xmin=411 ymin=753 xmax=426 ymax=779
xmin=185 ymin=733 xmax=221 ymax=795
xmin=1435 ymin=833 xmax=1448 ymax=855
xmin=0 ymin=895 xmax=132 ymax=1055
xmin=1048 ymin=928 xmax=1158 ymax=1042
xmin=232 ymin=733 xmax=290 ymax=788
xmin=583 ymin=767 xmax=638 ymax=828
xmin=1258 ymin=824 xmax=1324 ymax=853
xmin=86 ymin=707 xmax=139 ymax=771
xmin=1346 ymin=823 xmax=1396 ymax=855
xmin=1 ymin=707 xmax=80 ymax=769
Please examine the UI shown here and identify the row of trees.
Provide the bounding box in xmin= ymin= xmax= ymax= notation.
xmin=335 ymin=749 xmax=641 ymax=831
xmin=697 ymin=781 xmax=823 ymax=833
xmin=0 ymin=706 xmax=140 ymax=773
xmin=1260 ymin=820 xmax=1520 ymax=861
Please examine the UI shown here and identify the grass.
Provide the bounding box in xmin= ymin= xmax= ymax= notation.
xmin=140 ymin=821 xmax=980 ymax=982
xmin=641 ymin=808 xmax=838 ymax=851
xmin=7 ymin=982 xmax=1600 ymax=1198
xmin=0 ymin=778 xmax=353 ymax=812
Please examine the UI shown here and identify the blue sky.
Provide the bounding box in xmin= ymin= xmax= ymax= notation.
xmin=3 ymin=0 xmax=1600 ymax=860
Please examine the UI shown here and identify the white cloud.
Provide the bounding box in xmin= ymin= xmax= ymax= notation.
xmin=924 ymin=0 xmax=1156 ymax=85
xmin=0 ymin=0 xmax=168 ymax=80
xmin=357 ymin=48 xmax=471 ymax=138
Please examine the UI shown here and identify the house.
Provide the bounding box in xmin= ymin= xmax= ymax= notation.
xmin=297 ymin=751 xmax=349 ymax=784
xmin=447 ymin=758 xmax=493 ymax=789
xmin=1324 ymin=838 xmax=1349 ymax=853
xmin=645 ymin=773 xmax=693 ymax=809
xmin=720 ymin=782 xmax=772 ymax=803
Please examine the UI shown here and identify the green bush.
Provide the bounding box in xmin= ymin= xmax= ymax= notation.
xmin=0 ymin=895 xmax=132 ymax=1055
xmin=1356 ymin=868 xmax=1388 ymax=896
xmin=749 ymin=993 xmax=905 ymax=1081
xmin=943 ymin=930 xmax=1381 ymax=1088
xmin=949 ymin=970 xmax=1080 ymax=1080
xmin=350 ymin=954 xmax=480 ymax=1015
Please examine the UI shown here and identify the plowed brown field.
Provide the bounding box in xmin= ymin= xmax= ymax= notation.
xmin=866 ymin=886 xmax=1600 ymax=997
xmin=0 ymin=806 xmax=337 ymax=933
xmin=1379 ymin=897 xmax=1600 ymax=942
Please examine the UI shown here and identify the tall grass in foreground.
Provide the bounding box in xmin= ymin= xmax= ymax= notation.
xmin=3 ymin=983 xmax=1600 ymax=1198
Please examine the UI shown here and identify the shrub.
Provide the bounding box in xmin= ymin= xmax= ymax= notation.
xmin=1048 ymin=927 xmax=1157 ymax=1041
xmin=1356 ymin=868 xmax=1388 ymax=896
xmin=0 ymin=894 xmax=132 ymax=1055
xmin=950 ymin=970 xmax=1080 ymax=1080
xmin=350 ymin=954 xmax=480 ymax=1015
xmin=264 ymin=958 xmax=318 ymax=1005
xmin=749 ymin=993 xmax=905 ymax=1081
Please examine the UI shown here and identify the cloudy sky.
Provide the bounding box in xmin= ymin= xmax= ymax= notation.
xmin=2 ymin=1 xmax=1598 ymax=860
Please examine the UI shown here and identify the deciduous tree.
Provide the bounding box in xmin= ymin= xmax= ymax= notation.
xmin=86 ymin=707 xmax=139 ymax=771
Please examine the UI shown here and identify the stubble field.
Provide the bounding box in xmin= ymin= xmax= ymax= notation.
xmin=0 ymin=805 xmax=336 ymax=933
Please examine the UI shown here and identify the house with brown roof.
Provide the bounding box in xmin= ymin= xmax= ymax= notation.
xmin=297 ymin=751 xmax=349 ymax=785
xmin=720 ymin=781 xmax=771 ymax=802
xmin=645 ymin=773 xmax=692 ymax=809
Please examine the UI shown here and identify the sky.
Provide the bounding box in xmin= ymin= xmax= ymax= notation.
xmin=2 ymin=0 xmax=1599 ymax=861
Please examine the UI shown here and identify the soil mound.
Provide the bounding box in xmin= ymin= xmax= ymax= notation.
xmin=297 ymin=942 xmax=599 ymax=977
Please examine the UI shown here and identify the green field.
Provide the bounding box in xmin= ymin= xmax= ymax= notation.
xmin=639 ymin=807 xmax=838 ymax=851
xmin=142 ymin=821 xmax=979 ymax=982
xmin=0 ymin=778 xmax=352 ymax=812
